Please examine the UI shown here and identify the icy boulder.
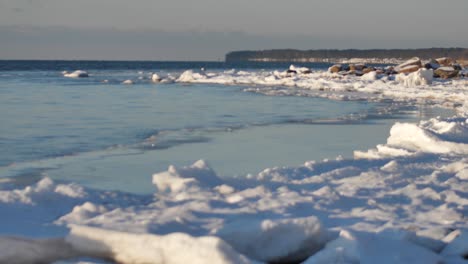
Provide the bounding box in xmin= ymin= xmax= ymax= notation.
xmin=217 ymin=216 xmax=328 ymax=263
xmin=396 ymin=68 xmax=433 ymax=87
xmin=63 ymin=70 xmax=89 ymax=78
xmin=66 ymin=225 xmax=253 ymax=264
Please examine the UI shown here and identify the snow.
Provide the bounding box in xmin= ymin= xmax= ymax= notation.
xmin=1 ymin=66 xmax=468 ymax=263
xmin=63 ymin=70 xmax=89 ymax=78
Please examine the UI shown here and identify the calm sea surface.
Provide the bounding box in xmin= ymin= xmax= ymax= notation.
xmin=0 ymin=61 xmax=450 ymax=193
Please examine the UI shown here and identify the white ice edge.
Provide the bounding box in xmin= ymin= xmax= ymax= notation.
xmin=2 ymin=68 xmax=468 ymax=263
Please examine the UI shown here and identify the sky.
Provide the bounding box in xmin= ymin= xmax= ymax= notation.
xmin=1 ymin=0 xmax=467 ymax=60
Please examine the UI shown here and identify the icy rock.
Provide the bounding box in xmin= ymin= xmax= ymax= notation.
xmin=397 ymin=65 xmax=421 ymax=74
xmin=66 ymin=225 xmax=254 ymax=264
xmin=63 ymin=70 xmax=89 ymax=78
xmin=362 ymin=67 xmax=375 ymax=74
xmin=328 ymin=64 xmax=342 ymax=73
xmin=395 ymin=57 xmax=422 ymax=73
xmin=217 ymin=216 xmax=327 ymax=263
xmin=396 ymin=68 xmax=433 ymax=87
xmin=436 ymin=57 xmax=454 ymax=66
xmin=434 ymin=67 xmax=459 ymax=79
xmin=122 ymin=80 xmax=133 ymax=85
xmin=424 ymin=59 xmax=440 ymax=70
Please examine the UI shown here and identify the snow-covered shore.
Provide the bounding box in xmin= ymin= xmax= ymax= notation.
xmin=1 ymin=67 xmax=467 ymax=263
xmin=174 ymin=66 xmax=468 ymax=108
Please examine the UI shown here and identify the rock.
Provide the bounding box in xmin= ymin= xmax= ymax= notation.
xmin=349 ymin=64 xmax=356 ymax=72
xmin=355 ymin=64 xmax=367 ymax=71
xmin=398 ymin=65 xmax=421 ymax=74
xmin=434 ymin=67 xmax=459 ymax=79
xmin=395 ymin=57 xmax=422 ymax=72
xmin=328 ymin=64 xmax=342 ymax=73
xmin=385 ymin=66 xmax=397 ymax=75
xmin=436 ymin=57 xmax=453 ymax=66
xmin=362 ymin=67 xmax=375 ymax=74
xmin=453 ymin=64 xmax=463 ymax=71
xmin=424 ymin=59 xmax=440 ymax=70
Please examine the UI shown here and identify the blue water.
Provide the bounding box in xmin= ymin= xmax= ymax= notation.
xmin=0 ymin=61 xmax=450 ymax=193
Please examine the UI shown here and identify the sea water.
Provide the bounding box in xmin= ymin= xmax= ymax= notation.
xmin=0 ymin=61 xmax=452 ymax=193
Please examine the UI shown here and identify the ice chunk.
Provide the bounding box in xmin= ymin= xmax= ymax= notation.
xmin=361 ymin=71 xmax=378 ymax=81
xmin=66 ymin=225 xmax=254 ymax=264
xmin=176 ymin=70 xmax=207 ymax=82
xmin=152 ymin=160 xmax=222 ymax=193
xmin=63 ymin=70 xmax=89 ymax=78
xmin=122 ymin=80 xmax=133 ymax=85
xmin=396 ymin=68 xmax=433 ymax=87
